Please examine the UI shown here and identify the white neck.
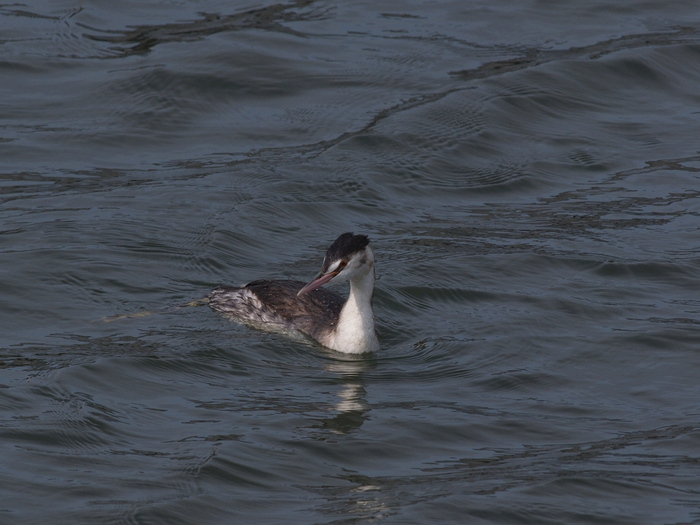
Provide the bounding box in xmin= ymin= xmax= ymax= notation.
xmin=326 ymin=266 xmax=379 ymax=354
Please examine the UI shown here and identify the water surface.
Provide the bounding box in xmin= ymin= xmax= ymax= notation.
xmin=2 ymin=1 xmax=700 ymax=523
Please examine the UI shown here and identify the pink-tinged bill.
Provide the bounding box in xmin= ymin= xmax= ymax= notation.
xmin=297 ymin=271 xmax=338 ymax=296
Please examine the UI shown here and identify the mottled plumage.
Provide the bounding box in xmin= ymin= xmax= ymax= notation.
xmin=208 ymin=280 xmax=343 ymax=342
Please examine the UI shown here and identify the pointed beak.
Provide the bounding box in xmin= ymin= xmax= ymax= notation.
xmin=297 ymin=271 xmax=338 ymax=296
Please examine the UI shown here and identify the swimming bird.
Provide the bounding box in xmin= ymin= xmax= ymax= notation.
xmin=208 ymin=233 xmax=379 ymax=354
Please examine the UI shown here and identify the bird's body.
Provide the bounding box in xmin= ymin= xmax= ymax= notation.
xmin=208 ymin=279 xmax=344 ymax=342
xmin=208 ymin=233 xmax=379 ymax=354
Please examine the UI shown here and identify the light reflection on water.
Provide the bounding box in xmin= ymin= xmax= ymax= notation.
xmin=2 ymin=0 xmax=700 ymax=523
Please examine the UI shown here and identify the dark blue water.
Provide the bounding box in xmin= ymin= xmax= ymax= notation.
xmin=2 ymin=1 xmax=700 ymax=523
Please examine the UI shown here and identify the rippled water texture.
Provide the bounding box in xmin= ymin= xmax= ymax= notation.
xmin=2 ymin=1 xmax=700 ymax=523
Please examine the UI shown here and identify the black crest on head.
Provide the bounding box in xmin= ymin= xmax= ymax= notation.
xmin=322 ymin=232 xmax=370 ymax=269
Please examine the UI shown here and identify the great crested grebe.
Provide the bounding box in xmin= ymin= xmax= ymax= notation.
xmin=208 ymin=233 xmax=379 ymax=354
